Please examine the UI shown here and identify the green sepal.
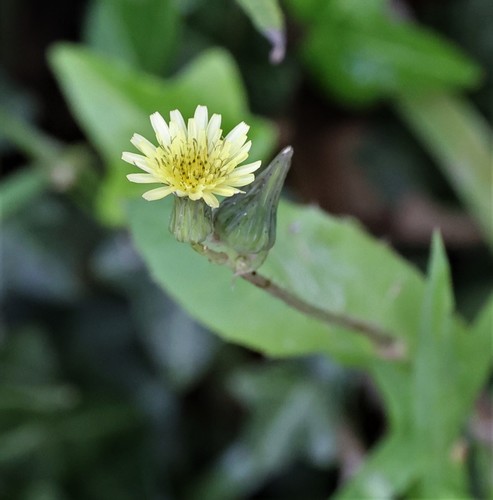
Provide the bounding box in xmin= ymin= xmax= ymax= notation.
xmin=214 ymin=146 xmax=292 ymax=271
xmin=169 ymin=196 xmax=213 ymax=244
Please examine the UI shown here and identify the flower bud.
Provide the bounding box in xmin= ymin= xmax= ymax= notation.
xmin=214 ymin=146 xmax=292 ymax=270
xmin=169 ymin=196 xmax=213 ymax=244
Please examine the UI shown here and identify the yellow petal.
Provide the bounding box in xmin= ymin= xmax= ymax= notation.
xmin=207 ymin=114 xmax=222 ymax=146
xmin=150 ymin=112 xmax=171 ymax=146
xmin=187 ymin=117 xmax=197 ymax=141
xmin=202 ymin=191 xmax=220 ymax=208
xmin=224 ymin=174 xmax=255 ymax=187
xmin=122 ymin=152 xmax=154 ymax=173
xmin=130 ymin=134 xmax=157 ymax=156
xmin=126 ymin=173 xmax=160 ymax=183
xmin=194 ymin=105 xmax=208 ymax=131
xmin=170 ymin=109 xmax=187 ymax=135
xmin=142 ymin=186 xmax=174 ymax=200
xmin=212 ymin=186 xmax=242 ymax=196
xmin=225 ymin=122 xmax=249 ymax=143
xmin=229 ymin=160 xmax=261 ymax=177
xmin=188 ymin=191 xmax=203 ymax=201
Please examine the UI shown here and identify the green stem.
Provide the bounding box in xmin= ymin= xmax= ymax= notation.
xmin=193 ymin=243 xmax=406 ymax=360
xmin=242 ymin=271 xmax=405 ymax=360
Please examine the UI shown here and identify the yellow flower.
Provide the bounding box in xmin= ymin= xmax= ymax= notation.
xmin=122 ymin=105 xmax=261 ymax=208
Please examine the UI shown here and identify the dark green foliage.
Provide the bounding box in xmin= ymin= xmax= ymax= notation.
xmin=1 ymin=0 xmax=492 ymax=498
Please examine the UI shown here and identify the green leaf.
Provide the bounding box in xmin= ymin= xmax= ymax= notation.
xmin=128 ymin=196 xmax=431 ymax=364
xmin=420 ymin=233 xmax=454 ymax=331
xmin=21 ymin=481 xmax=66 ymax=500
xmin=408 ymin=237 xmax=491 ymax=497
xmin=132 ymin=291 xmax=220 ymax=391
xmin=235 ymin=0 xmax=286 ymax=62
xmin=0 ymin=106 xmax=60 ymax=163
xmin=335 ymin=432 xmax=423 ymax=499
xmin=461 ymin=293 xmax=493 ymax=411
xmin=227 ymin=365 xmax=338 ymax=467
xmin=472 ymin=294 xmax=493 ymax=344
xmin=337 ymin=238 xmax=490 ymax=498
xmin=49 ymin=44 xmax=276 ymax=225
xmin=191 ymin=364 xmax=339 ymax=500
xmin=0 ymin=328 xmax=60 ymax=384
xmin=260 ymin=203 xmax=426 ymax=347
xmin=302 ymin=0 xmax=481 ymax=105
xmin=473 ymin=437 xmax=493 ymax=500
xmin=84 ymin=0 xmax=180 ymax=74
xmin=370 ymin=362 xmax=413 ymax=431
xmin=412 ymin=233 xmax=469 ymax=496
xmin=0 ymin=168 xmax=48 ymax=221
xmin=0 ymin=423 xmax=48 ymax=465
xmin=397 ymin=94 xmax=493 ymax=250
xmin=0 ymin=384 xmax=77 ymax=414
xmin=282 ymin=0 xmax=325 ymax=23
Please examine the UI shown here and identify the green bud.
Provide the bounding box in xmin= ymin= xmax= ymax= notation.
xmin=214 ymin=146 xmax=292 ymax=271
xmin=169 ymin=196 xmax=213 ymax=244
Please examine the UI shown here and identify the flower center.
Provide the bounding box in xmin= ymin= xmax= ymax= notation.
xmin=155 ymin=137 xmax=226 ymax=193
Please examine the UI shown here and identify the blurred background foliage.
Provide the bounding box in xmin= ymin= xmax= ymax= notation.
xmin=0 ymin=0 xmax=492 ymax=499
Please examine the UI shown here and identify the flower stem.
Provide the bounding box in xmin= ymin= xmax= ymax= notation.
xmin=194 ymin=243 xmax=406 ymax=360
xmin=242 ymin=271 xmax=406 ymax=360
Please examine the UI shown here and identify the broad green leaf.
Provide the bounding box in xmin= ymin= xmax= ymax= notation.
xmin=49 ymin=44 xmax=277 ymax=225
xmin=235 ymin=0 xmax=286 ymax=62
xmin=0 ymin=168 xmax=48 ymax=221
xmin=84 ymin=0 xmax=180 ymax=74
xmin=128 ymin=195 xmax=432 ymax=364
xmin=301 ymin=0 xmax=481 ymax=105
xmin=397 ymin=94 xmax=493 ymax=250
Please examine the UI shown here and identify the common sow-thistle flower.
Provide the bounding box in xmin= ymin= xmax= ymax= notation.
xmin=122 ymin=105 xmax=261 ymax=209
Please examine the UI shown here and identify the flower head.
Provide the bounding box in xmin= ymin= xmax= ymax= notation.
xmin=122 ymin=105 xmax=261 ymax=208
